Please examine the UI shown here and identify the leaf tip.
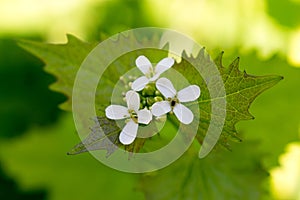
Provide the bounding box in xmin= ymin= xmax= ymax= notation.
xmin=268 ymin=75 xmax=284 ymax=86
xmin=66 ymin=33 xmax=80 ymax=43
xmin=233 ymin=134 xmax=243 ymax=142
xmin=214 ymin=51 xmax=225 ymax=67
xmin=16 ymin=39 xmax=37 ymax=54
xmin=194 ymin=47 xmax=206 ymax=60
xmin=227 ymin=56 xmax=241 ymax=72
xmin=233 ymin=56 xmax=240 ymax=66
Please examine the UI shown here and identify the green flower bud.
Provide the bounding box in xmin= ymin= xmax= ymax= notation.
xmin=142 ymin=99 xmax=147 ymax=106
xmin=143 ymin=84 xmax=156 ymax=96
xmin=154 ymin=96 xmax=163 ymax=102
xmin=155 ymin=90 xmax=162 ymax=96
xmin=142 ymin=89 xmax=147 ymax=96
xmin=140 ymin=103 xmax=144 ymax=109
xmin=146 ymin=97 xmax=155 ymax=106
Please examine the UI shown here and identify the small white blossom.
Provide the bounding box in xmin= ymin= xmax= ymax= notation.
xmin=105 ymin=90 xmax=152 ymax=145
xmin=151 ymin=78 xmax=200 ymax=125
xmin=131 ymin=55 xmax=175 ymax=91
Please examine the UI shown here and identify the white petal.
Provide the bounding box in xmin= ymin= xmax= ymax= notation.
xmin=137 ymin=109 xmax=152 ymax=124
xmin=131 ymin=76 xmax=149 ymax=91
xmin=126 ymin=90 xmax=140 ymax=112
xmin=156 ymin=77 xmax=176 ymax=98
xmin=177 ymin=85 xmax=201 ymax=102
xmin=173 ymin=103 xmax=194 ymax=124
xmin=155 ymin=57 xmax=174 ymax=75
xmin=151 ymin=101 xmax=171 ymax=117
xmin=119 ymin=119 xmax=138 ymax=145
xmin=135 ymin=55 xmax=152 ymax=75
xmin=105 ymin=105 xmax=129 ymax=120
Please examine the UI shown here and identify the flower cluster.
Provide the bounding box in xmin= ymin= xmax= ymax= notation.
xmin=105 ymin=55 xmax=201 ymax=145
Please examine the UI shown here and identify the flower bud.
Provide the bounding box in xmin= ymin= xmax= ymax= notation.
xmin=140 ymin=103 xmax=144 ymax=109
xmin=143 ymin=84 xmax=156 ymax=96
xmin=146 ymin=97 xmax=155 ymax=106
xmin=154 ymin=96 xmax=163 ymax=102
xmin=142 ymin=99 xmax=147 ymax=106
xmin=155 ymin=90 xmax=162 ymax=96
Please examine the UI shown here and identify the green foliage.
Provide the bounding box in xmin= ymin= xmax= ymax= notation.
xmin=137 ymin=52 xmax=282 ymax=200
xmin=18 ymin=35 xmax=286 ymax=199
xmin=139 ymin=141 xmax=269 ymax=200
xmin=19 ymin=35 xmax=282 ymax=156
xmin=173 ymin=51 xmax=282 ymax=155
xmin=19 ymin=34 xmax=170 ymax=155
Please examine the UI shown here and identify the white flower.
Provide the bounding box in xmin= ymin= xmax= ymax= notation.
xmin=151 ymin=78 xmax=200 ymax=125
xmin=105 ymin=90 xmax=152 ymax=145
xmin=131 ymin=55 xmax=175 ymax=91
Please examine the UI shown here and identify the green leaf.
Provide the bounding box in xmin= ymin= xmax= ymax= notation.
xmin=67 ymin=117 xmax=120 ymax=157
xmin=139 ymin=141 xmax=269 ymax=200
xmin=172 ymin=50 xmax=283 ymax=156
xmin=18 ymin=34 xmax=97 ymax=111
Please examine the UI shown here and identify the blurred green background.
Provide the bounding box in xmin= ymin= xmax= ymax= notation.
xmin=0 ymin=0 xmax=300 ymax=199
